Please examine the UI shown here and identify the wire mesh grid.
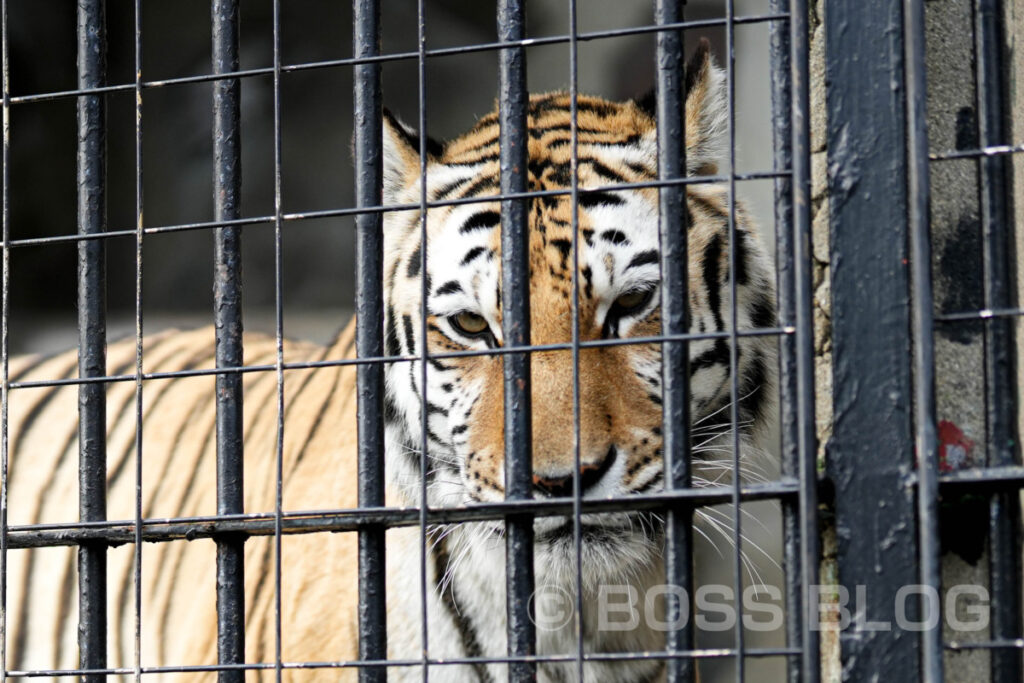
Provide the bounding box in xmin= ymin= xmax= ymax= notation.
xmin=3 ymin=0 xmax=1020 ymax=681
xmin=9 ymin=0 xmax=815 ymax=680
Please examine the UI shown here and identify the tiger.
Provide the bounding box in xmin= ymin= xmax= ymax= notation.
xmin=5 ymin=40 xmax=776 ymax=682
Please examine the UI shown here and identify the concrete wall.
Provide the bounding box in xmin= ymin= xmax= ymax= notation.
xmin=814 ymin=0 xmax=1023 ymax=679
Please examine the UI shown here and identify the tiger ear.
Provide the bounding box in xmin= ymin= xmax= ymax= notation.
xmin=635 ymin=37 xmax=726 ymax=176
xmin=382 ymin=109 xmax=443 ymax=205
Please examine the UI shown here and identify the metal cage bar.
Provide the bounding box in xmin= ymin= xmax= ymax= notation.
xmin=271 ymin=0 xmax=287 ymax=679
xmin=353 ymin=1 xmax=388 ymax=680
xmin=974 ymin=2 xmax=1024 ymax=680
xmin=903 ymin=0 xmax=942 ymax=679
xmin=1 ymin=0 xmax=10 ymax=677
xmin=497 ymin=1 xmax=536 ymax=680
xmin=76 ymin=1 xmax=109 ymax=679
xmin=788 ymin=0 xmax=819 ymax=680
xmin=211 ymin=1 xmax=246 ymax=679
xmin=131 ymin=1 xmax=145 ymax=679
xmin=824 ymin=0 xmax=921 ymax=678
xmin=768 ymin=2 xmax=807 ymax=681
xmin=653 ymin=2 xmax=695 ymax=681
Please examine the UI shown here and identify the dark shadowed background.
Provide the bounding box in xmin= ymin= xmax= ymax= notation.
xmin=8 ymin=0 xmax=774 ymax=352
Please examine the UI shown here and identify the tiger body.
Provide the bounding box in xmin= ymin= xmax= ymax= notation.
xmin=8 ymin=42 xmax=775 ymax=682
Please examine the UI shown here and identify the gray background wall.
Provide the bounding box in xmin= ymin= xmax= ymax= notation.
xmin=9 ymin=0 xmax=775 ymax=354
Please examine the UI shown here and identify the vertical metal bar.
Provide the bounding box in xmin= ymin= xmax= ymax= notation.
xmin=903 ymin=0 xmax=943 ymax=680
xmin=76 ymin=1 xmax=108 ymax=679
xmin=566 ymin=1 xmax=585 ymax=681
xmin=415 ymin=1 xmax=430 ymax=681
xmin=353 ymin=0 xmax=387 ymax=680
xmin=789 ymin=0 xmax=819 ymax=681
xmin=0 ymin=0 xmax=9 ymax=677
xmin=132 ymin=1 xmax=144 ymax=680
xmin=211 ymin=1 xmax=245 ymax=680
xmin=496 ymin=1 xmax=535 ymax=680
xmin=271 ymin=0 xmax=285 ymax=680
xmin=824 ymin=0 xmax=920 ymax=677
xmin=974 ymin=1 xmax=1023 ymax=680
xmin=769 ymin=2 xmax=803 ymax=680
xmin=723 ymin=1 xmax=748 ymax=679
xmin=653 ymin=2 xmax=695 ymax=681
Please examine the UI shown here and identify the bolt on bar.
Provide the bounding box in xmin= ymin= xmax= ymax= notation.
xmin=353 ymin=0 xmax=388 ymax=680
xmin=974 ymin=1 xmax=1024 ymax=679
xmin=653 ymin=1 xmax=695 ymax=681
xmin=496 ymin=0 xmax=536 ymax=680
xmin=902 ymin=0 xmax=942 ymax=679
xmin=788 ymin=0 xmax=819 ymax=679
xmin=76 ymin=1 xmax=109 ymax=680
xmin=211 ymin=1 xmax=246 ymax=680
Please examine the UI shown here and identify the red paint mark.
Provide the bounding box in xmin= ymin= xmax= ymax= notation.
xmin=938 ymin=420 xmax=973 ymax=472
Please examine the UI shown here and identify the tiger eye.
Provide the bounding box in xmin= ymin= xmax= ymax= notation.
xmin=613 ymin=289 xmax=651 ymax=312
xmin=452 ymin=311 xmax=490 ymax=336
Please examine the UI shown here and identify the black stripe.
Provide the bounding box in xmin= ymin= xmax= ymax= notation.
xmin=407 ymin=243 xmax=422 ymax=279
xmin=549 ymin=238 xmax=572 ymax=260
xmin=402 ymin=315 xmax=416 ymax=354
xmin=447 ymin=151 xmax=500 ymax=166
xmin=690 ymin=341 xmax=730 ymax=373
xmin=430 ymin=532 xmax=495 ymax=683
xmin=601 ymin=229 xmax=630 ymax=245
xmin=703 ymin=234 xmax=725 ymax=330
xmin=627 ymin=250 xmax=659 ymax=270
xmin=740 ymin=351 xmax=769 ymax=427
xmin=578 ymin=191 xmax=624 ymax=209
xmin=587 ymin=159 xmax=627 ymax=183
xmin=749 ymin=292 xmax=776 ymax=330
xmin=426 ymin=401 xmax=449 ymax=417
xmin=433 ymin=176 xmax=471 ymax=200
xmin=457 ymin=175 xmax=498 ymax=200
xmin=385 ymin=304 xmax=401 ymax=358
xmin=459 ymin=210 xmax=500 ymax=233
xmin=435 ymin=280 xmax=463 ymax=296
xmin=460 ymin=246 xmax=487 ymax=265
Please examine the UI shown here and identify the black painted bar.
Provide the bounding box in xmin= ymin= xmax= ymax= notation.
xmin=902 ymin=0 xmax=942 ymax=679
xmin=76 ymin=1 xmax=108 ymax=679
xmin=768 ymin=1 xmax=802 ymax=680
xmin=353 ymin=0 xmax=387 ymax=679
xmin=788 ymin=0 xmax=819 ymax=679
xmin=974 ymin=2 xmax=1023 ymax=680
xmin=497 ymin=1 xmax=535 ymax=680
xmin=653 ymin=2 xmax=694 ymax=681
xmin=211 ymin=1 xmax=245 ymax=680
xmin=825 ymin=0 xmax=919 ymax=678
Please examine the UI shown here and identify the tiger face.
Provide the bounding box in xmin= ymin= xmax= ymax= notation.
xmin=379 ymin=44 xmax=775 ymax=584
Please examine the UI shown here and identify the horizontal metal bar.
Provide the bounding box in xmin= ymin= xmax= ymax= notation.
xmin=5 ymin=646 xmax=803 ymax=678
xmin=2 ymin=169 xmax=792 ymax=250
xmin=946 ymin=640 xmax=1024 ymax=652
xmin=938 ymin=466 xmax=1024 ymax=489
xmin=935 ymin=307 xmax=1024 ymax=322
xmin=7 ymin=12 xmax=790 ymax=106
xmin=7 ymin=325 xmax=793 ymax=390
xmin=930 ymin=142 xmax=1024 ymax=162
xmin=5 ymin=479 xmax=801 ymax=548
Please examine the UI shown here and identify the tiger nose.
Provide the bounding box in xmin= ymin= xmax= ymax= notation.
xmin=532 ymin=446 xmax=617 ymax=498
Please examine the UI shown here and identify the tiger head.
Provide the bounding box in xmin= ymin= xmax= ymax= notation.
xmin=379 ymin=42 xmax=776 ymax=583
